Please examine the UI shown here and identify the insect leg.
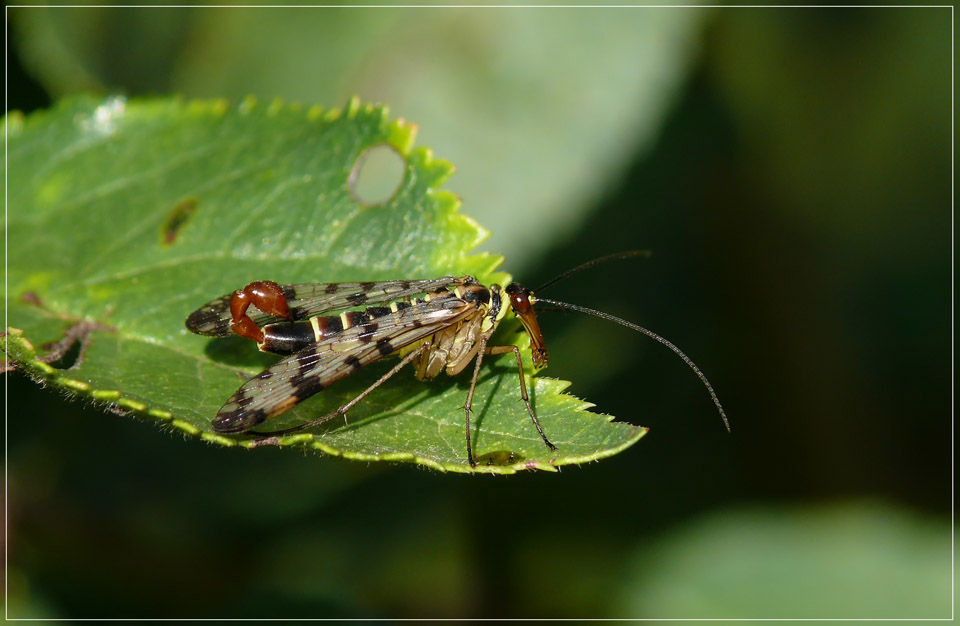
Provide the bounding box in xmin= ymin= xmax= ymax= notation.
xmin=251 ymin=341 xmax=432 ymax=438
xmin=485 ymin=345 xmax=557 ymax=453
xmin=462 ymin=335 xmax=490 ymax=467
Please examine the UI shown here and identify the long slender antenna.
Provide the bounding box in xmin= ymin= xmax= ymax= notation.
xmin=535 ymin=250 xmax=651 ymax=293
xmin=534 ymin=297 xmax=730 ymax=432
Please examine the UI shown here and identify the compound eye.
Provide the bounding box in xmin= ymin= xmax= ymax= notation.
xmin=505 ymin=283 xmax=536 ymax=315
xmin=508 ymin=289 xmax=532 ymax=315
xmin=511 ymin=292 xmax=527 ymax=313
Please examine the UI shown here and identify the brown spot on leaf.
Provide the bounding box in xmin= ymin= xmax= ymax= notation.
xmin=161 ymin=197 xmax=198 ymax=244
xmin=20 ymin=291 xmax=44 ymax=307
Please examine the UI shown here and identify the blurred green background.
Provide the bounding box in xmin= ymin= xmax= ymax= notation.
xmin=4 ymin=4 xmax=952 ymax=619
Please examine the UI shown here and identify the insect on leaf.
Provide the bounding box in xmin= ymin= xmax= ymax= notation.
xmin=2 ymin=95 xmax=647 ymax=473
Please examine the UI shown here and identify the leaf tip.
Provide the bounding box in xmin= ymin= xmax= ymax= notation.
xmin=117 ymin=397 xmax=150 ymax=413
xmin=267 ymin=97 xmax=285 ymax=116
xmin=171 ymin=419 xmax=201 ymax=436
xmin=458 ymin=213 xmax=492 ymax=248
xmin=201 ymin=432 xmax=238 ymax=447
xmin=386 ymin=117 xmax=419 ymax=156
xmin=239 ymin=94 xmax=258 ymax=115
xmin=60 ymin=377 xmax=92 ymax=393
xmin=90 ymin=388 xmax=122 ymax=401
xmin=307 ymin=103 xmax=325 ymax=121
xmin=184 ymin=97 xmax=228 ymax=117
xmin=409 ymin=147 xmax=456 ymax=188
xmin=344 ymin=95 xmax=362 ymax=119
xmin=148 ymin=408 xmax=173 ymax=421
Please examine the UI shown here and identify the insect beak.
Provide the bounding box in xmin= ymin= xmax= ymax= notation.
xmin=520 ymin=310 xmax=549 ymax=369
xmin=506 ymin=283 xmax=549 ymax=368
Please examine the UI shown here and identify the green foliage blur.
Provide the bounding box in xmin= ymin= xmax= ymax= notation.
xmin=5 ymin=6 xmax=951 ymax=619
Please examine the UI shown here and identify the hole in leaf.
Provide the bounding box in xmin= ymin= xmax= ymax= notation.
xmin=42 ymin=336 xmax=84 ymax=370
xmin=349 ymin=144 xmax=406 ymax=206
xmin=39 ymin=319 xmax=112 ymax=370
xmin=162 ymin=197 xmax=198 ymax=244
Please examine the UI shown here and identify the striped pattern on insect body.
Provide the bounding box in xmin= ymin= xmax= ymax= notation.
xmin=186 ymin=276 xmax=556 ymax=466
xmin=185 ymin=253 xmax=729 ymax=467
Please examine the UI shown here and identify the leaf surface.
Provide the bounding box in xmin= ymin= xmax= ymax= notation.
xmin=3 ymin=95 xmax=647 ymax=473
xmin=12 ymin=7 xmax=704 ymax=267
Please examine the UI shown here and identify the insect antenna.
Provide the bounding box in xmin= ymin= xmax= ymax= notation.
xmin=533 ymin=297 xmax=731 ymax=432
xmin=535 ymin=250 xmax=651 ymax=293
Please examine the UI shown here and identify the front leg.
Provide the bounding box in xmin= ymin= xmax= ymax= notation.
xmin=462 ymin=341 xmax=558 ymax=467
xmin=485 ymin=344 xmax=557 ymax=453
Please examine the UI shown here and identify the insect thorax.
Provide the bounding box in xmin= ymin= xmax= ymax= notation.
xmin=410 ymin=282 xmax=499 ymax=379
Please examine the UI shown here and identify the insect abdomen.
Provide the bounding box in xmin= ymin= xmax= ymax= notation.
xmin=261 ymin=322 xmax=318 ymax=355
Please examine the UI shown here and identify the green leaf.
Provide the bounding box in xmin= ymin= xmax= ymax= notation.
xmin=11 ymin=7 xmax=705 ymax=268
xmin=613 ymin=503 xmax=952 ymax=618
xmin=3 ymin=95 xmax=647 ymax=473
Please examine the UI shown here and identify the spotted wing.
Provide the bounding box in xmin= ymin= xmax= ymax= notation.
xmin=211 ymin=290 xmax=478 ymax=433
xmin=186 ymin=277 xmax=464 ymax=337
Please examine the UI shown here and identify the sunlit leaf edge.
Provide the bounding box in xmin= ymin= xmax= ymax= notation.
xmin=3 ymin=95 xmax=649 ymax=474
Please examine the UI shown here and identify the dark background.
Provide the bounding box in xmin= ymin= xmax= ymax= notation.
xmin=5 ymin=6 xmax=952 ymax=619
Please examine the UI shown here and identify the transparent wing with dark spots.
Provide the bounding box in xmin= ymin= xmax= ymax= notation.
xmin=186 ymin=277 xmax=465 ymax=337
xmin=211 ymin=291 xmax=478 ymax=433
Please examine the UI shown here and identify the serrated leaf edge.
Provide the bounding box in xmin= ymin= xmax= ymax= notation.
xmin=233 ymin=416 xmax=648 ymax=475
xmin=5 ymin=95 xmax=649 ymax=473
xmin=3 ymin=328 xmax=176 ymax=424
xmin=4 ymin=327 xmax=647 ymax=473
